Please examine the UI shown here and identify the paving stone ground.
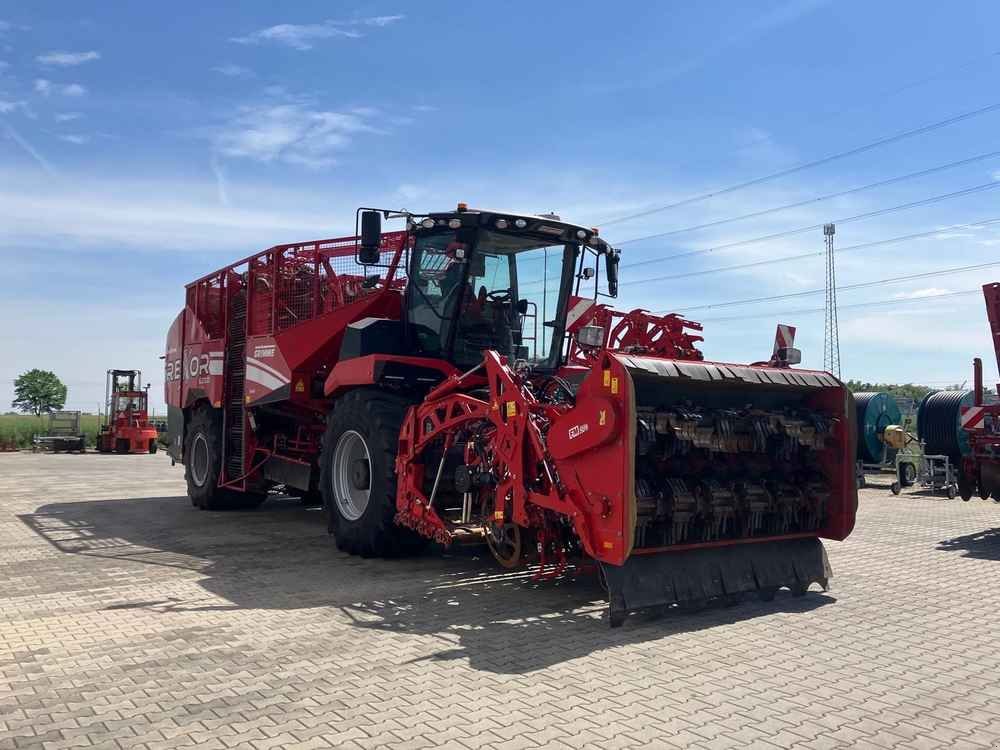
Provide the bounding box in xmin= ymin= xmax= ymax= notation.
xmin=1 ymin=452 xmax=999 ymax=749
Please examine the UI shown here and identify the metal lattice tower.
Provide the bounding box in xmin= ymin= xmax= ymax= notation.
xmin=823 ymin=223 xmax=841 ymax=378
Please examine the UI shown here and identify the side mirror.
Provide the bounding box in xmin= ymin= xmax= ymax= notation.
xmin=580 ymin=267 xmax=595 ymax=280
xmin=359 ymin=210 xmax=382 ymax=265
xmin=605 ymin=248 xmax=620 ymax=297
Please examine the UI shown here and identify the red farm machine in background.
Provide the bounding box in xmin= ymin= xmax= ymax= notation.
xmin=165 ymin=204 xmax=857 ymax=625
xmin=97 ymin=369 xmax=159 ymax=454
xmin=961 ymin=282 xmax=1000 ymax=500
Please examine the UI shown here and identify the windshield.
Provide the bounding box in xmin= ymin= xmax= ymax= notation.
xmin=407 ymin=229 xmax=576 ymax=369
xmin=115 ymin=395 xmax=145 ymax=414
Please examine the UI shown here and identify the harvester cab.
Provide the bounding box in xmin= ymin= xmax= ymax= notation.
xmin=359 ymin=205 xmax=616 ymax=372
xmin=97 ymin=369 xmax=159 ymax=454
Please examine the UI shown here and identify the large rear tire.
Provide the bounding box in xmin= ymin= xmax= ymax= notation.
xmin=184 ymin=406 xmax=264 ymax=511
xmin=320 ymin=389 xmax=424 ymax=557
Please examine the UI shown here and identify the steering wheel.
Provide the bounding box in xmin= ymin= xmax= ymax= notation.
xmin=486 ymin=288 xmax=513 ymax=303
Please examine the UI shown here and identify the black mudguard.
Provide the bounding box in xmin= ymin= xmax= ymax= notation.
xmin=601 ymin=537 xmax=831 ymax=626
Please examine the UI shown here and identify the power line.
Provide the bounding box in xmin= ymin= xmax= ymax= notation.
xmin=595 ymin=50 xmax=1000 ymax=228
xmin=617 ymin=179 xmax=1000 ymax=265
xmin=599 ymin=101 xmax=1000 ymax=227
xmin=698 ymin=288 xmax=979 ymax=323
xmin=610 ymin=150 xmax=1000 ymax=242
xmin=851 ymin=50 xmax=1000 ymax=111
xmin=664 ymin=259 xmax=1000 ymax=313
xmin=620 ymin=216 xmax=1000 ymax=288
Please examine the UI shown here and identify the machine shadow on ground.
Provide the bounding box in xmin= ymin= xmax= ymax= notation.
xmin=18 ymin=494 xmax=832 ymax=674
xmin=937 ymin=527 xmax=1000 ymax=561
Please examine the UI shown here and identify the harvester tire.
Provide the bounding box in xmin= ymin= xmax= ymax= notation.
xmin=321 ymin=389 xmax=424 ymax=558
xmin=184 ymin=406 xmax=264 ymax=511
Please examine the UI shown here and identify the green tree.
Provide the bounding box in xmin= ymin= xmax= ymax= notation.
xmin=843 ymin=380 xmax=934 ymax=401
xmin=12 ymin=369 xmax=67 ymax=416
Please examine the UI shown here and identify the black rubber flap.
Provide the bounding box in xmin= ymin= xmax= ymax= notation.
xmin=602 ymin=538 xmax=831 ymax=615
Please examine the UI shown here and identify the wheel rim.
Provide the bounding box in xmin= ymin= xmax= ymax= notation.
xmin=332 ymin=430 xmax=372 ymax=521
xmin=486 ymin=522 xmax=522 ymax=569
xmin=191 ymin=433 xmax=210 ymax=487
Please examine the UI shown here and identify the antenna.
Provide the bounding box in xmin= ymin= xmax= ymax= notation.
xmin=823 ymin=223 xmax=841 ymax=378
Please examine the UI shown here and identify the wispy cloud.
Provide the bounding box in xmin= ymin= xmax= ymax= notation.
xmin=0 ymin=120 xmax=56 ymax=174
xmin=37 ymin=50 xmax=101 ymax=66
xmin=892 ymin=287 xmax=954 ymax=300
xmin=34 ymin=79 xmax=88 ymax=97
xmin=0 ymin=98 xmax=26 ymax=114
xmin=58 ymin=134 xmax=89 ymax=145
xmin=231 ymin=15 xmax=404 ymax=51
xmin=210 ymin=156 xmax=230 ymax=206
xmin=586 ymin=0 xmax=830 ymax=95
xmin=213 ymin=100 xmax=377 ymax=169
xmin=0 ymin=20 xmax=30 ymax=35
xmin=212 ymin=62 xmax=253 ymax=77
xmin=55 ymin=112 xmax=83 ymax=122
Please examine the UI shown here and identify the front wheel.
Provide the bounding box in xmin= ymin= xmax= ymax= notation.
xmin=320 ymin=390 xmax=424 ymax=557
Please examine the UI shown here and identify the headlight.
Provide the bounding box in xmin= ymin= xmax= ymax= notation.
xmin=495 ymin=218 xmax=509 ymax=229
xmin=514 ymin=218 xmax=528 ymax=229
xmin=420 ymin=218 xmax=434 ymax=229
xmin=448 ymin=218 xmax=462 ymax=229
xmin=577 ymin=325 xmax=605 ymax=348
xmin=576 ymin=229 xmax=587 ymax=240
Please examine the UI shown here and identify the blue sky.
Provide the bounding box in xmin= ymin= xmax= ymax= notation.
xmin=2 ymin=1 xmax=1000 ymax=411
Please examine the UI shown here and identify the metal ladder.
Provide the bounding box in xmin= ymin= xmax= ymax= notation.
xmin=224 ymin=292 xmax=247 ymax=482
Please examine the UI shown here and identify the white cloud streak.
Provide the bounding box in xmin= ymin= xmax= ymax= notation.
xmin=0 ymin=168 xmax=345 ymax=251
xmin=231 ymin=15 xmax=403 ymax=50
xmin=37 ymin=50 xmax=100 ymax=66
xmin=0 ymin=20 xmax=30 ymax=35
xmin=210 ymin=156 xmax=230 ymax=206
xmin=34 ymin=79 xmax=87 ymax=97
xmin=213 ymin=102 xmax=375 ymax=169
xmin=213 ymin=63 xmax=253 ymax=77
xmin=58 ymin=134 xmax=89 ymax=145
xmin=55 ymin=112 xmax=83 ymax=122
xmin=892 ymin=287 xmax=955 ymax=300
xmin=0 ymin=99 xmax=25 ymax=114
xmin=0 ymin=121 xmax=56 ymax=175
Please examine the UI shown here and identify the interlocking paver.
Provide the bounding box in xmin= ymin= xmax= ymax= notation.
xmin=3 ymin=454 xmax=1000 ymax=749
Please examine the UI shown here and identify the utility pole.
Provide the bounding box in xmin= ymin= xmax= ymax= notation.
xmin=823 ymin=223 xmax=841 ymax=378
